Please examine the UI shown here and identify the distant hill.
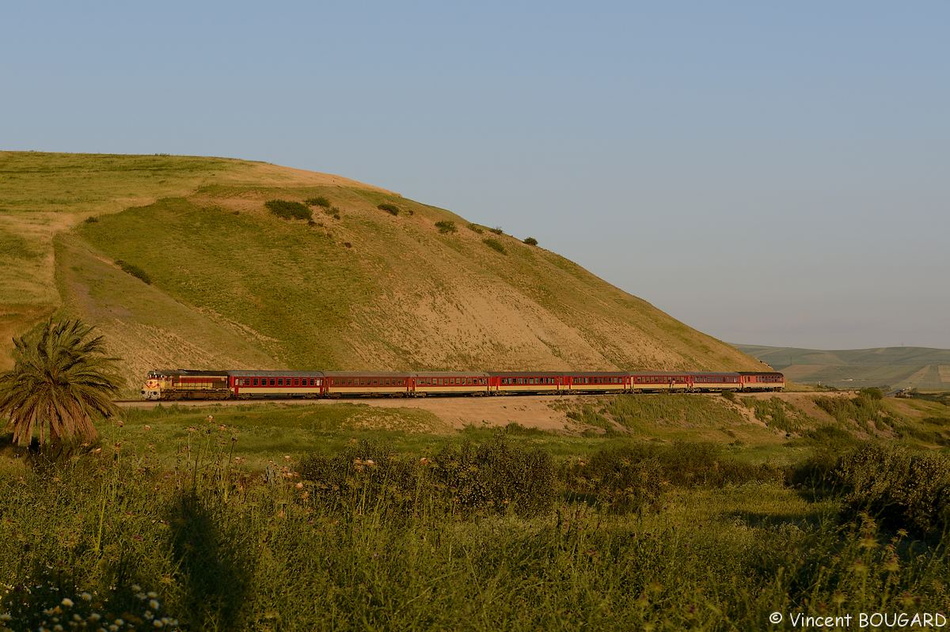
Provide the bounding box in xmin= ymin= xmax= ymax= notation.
xmin=0 ymin=151 xmax=763 ymax=391
xmin=735 ymin=344 xmax=950 ymax=391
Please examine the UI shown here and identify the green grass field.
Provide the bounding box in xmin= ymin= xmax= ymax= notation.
xmin=2 ymin=392 xmax=950 ymax=630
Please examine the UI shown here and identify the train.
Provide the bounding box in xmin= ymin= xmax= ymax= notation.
xmin=141 ymin=369 xmax=785 ymax=401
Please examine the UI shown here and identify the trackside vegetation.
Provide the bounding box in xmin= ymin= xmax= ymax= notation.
xmin=2 ymin=395 xmax=950 ymax=630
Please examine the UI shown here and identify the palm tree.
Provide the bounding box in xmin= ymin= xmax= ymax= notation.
xmin=0 ymin=318 xmax=121 ymax=447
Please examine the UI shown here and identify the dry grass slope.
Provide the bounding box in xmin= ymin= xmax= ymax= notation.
xmin=1 ymin=151 xmax=762 ymax=384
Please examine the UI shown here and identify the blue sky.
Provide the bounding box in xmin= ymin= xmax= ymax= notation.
xmin=4 ymin=1 xmax=948 ymax=349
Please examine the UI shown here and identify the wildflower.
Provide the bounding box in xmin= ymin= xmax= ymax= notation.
xmin=116 ymin=420 xmax=124 ymax=427
xmin=206 ymin=415 xmax=214 ymax=423
xmin=144 ymin=425 xmax=152 ymax=431
xmin=859 ymin=536 xmax=878 ymax=549
xmin=284 ymin=455 xmax=291 ymax=462
xmin=149 ymin=599 xmax=160 ymax=610
xmin=365 ymin=459 xmax=376 ymax=467
xmin=419 ymin=457 xmax=430 ymax=466
xmin=60 ymin=598 xmax=74 ymax=608
xmin=850 ymin=559 xmax=869 ymax=575
xmin=295 ymin=482 xmax=304 ymax=489
xmin=153 ymin=620 xmax=164 ymax=628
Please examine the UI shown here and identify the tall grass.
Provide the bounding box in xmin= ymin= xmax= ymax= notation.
xmin=2 ymin=433 xmax=949 ymax=629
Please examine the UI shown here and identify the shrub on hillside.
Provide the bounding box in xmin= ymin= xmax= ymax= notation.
xmin=467 ymin=223 xmax=484 ymax=234
xmin=815 ymin=390 xmax=897 ymax=433
xmin=435 ymin=220 xmax=457 ymax=234
xmin=305 ymin=196 xmax=331 ymax=208
xmin=265 ymin=199 xmax=312 ymax=221
xmin=523 ymin=236 xmax=538 ymax=246
xmin=488 ymin=226 xmax=504 ymax=235
xmin=115 ymin=259 xmax=151 ymax=284
xmin=482 ymin=238 xmax=506 ymax=254
xmin=377 ymin=203 xmax=401 ymax=216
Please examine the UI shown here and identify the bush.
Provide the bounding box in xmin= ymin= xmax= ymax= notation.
xmin=305 ymin=196 xmax=331 ymax=208
xmin=482 ymin=238 xmax=506 ymax=254
xmin=377 ymin=203 xmax=401 ymax=216
xmin=265 ymin=199 xmax=312 ymax=221
xmin=298 ymin=436 xmax=555 ymax=519
xmin=467 ymin=223 xmax=484 ymax=234
xmin=435 ymin=220 xmax=457 ymax=234
xmin=488 ymin=226 xmax=504 ymax=235
xmin=434 ymin=437 xmax=555 ymax=517
xmin=790 ymin=442 xmax=950 ymax=539
xmin=564 ymin=443 xmax=779 ymax=514
xmin=115 ymin=259 xmax=151 ymax=284
xmin=523 ymin=237 xmax=538 ymax=246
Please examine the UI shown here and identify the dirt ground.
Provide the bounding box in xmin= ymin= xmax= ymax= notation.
xmin=119 ymin=390 xmax=853 ymax=433
xmin=120 ymin=394 xmax=574 ymax=432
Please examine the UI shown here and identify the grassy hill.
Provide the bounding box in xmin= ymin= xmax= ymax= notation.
xmin=1 ymin=151 xmax=762 ymax=390
xmin=736 ymin=344 xmax=950 ymax=391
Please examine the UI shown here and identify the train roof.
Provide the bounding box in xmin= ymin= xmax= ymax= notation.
xmin=147 ymin=369 xmax=229 ymax=377
xmin=227 ymin=370 xmax=325 ymax=377
xmin=323 ymin=371 xmax=413 ymax=378
xmin=414 ymin=371 xmax=490 ymax=377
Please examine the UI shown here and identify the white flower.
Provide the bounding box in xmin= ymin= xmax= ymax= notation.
xmin=60 ymin=598 xmax=74 ymax=608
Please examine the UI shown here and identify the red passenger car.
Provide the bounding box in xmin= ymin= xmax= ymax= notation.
xmin=561 ymin=372 xmax=629 ymax=393
xmin=228 ymin=370 xmax=324 ymax=398
xmin=489 ymin=372 xmax=564 ymax=394
xmin=323 ymin=372 xmax=412 ymax=397
xmin=739 ymin=372 xmax=785 ymax=391
xmin=630 ymin=372 xmax=694 ymax=392
xmin=412 ymin=372 xmax=490 ymax=396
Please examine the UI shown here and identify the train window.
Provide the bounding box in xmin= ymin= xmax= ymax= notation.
xmin=277 ymin=378 xmax=283 ymax=386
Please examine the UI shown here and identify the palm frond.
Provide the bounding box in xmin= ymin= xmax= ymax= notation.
xmin=0 ymin=318 xmax=122 ymax=447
